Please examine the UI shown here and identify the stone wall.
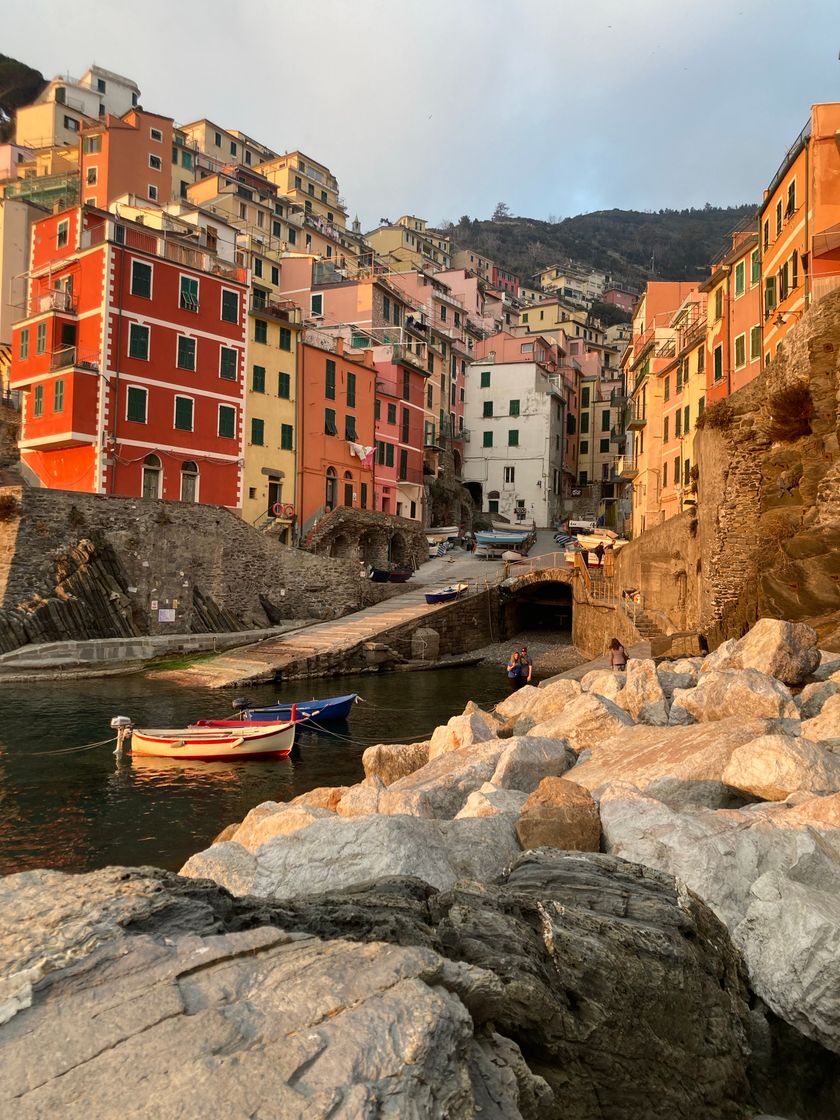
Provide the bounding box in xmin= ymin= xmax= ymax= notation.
xmin=0 ymin=487 xmax=407 ymax=654
xmin=303 ymin=505 xmax=428 ymax=570
xmin=612 ymin=289 xmax=840 ymax=650
xmin=572 ymin=595 xmax=641 ymax=661
xmin=0 ymin=402 xmax=19 ymax=468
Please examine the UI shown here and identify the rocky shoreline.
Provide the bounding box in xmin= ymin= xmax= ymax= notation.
xmin=2 ymin=618 xmax=839 ymax=1118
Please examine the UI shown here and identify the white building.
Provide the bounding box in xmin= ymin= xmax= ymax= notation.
xmin=463 ymin=355 xmax=565 ymax=528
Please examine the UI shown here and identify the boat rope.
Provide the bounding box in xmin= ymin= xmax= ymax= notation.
xmin=25 ymin=735 xmax=118 ymax=757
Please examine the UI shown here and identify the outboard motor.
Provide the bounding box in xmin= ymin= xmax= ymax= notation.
xmin=110 ymin=715 xmax=133 ymax=760
xmin=232 ymin=697 xmax=251 ymax=713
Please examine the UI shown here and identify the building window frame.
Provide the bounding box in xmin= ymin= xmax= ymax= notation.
xmin=173 ymin=394 xmax=194 ymax=432
xmin=128 ymin=322 xmax=150 ymax=361
xmin=176 ymin=335 xmax=196 ymax=371
xmin=219 ymin=346 xmax=238 ymax=381
xmin=218 ymin=404 xmax=236 ymax=439
xmin=130 ymin=259 xmax=153 ymax=299
xmin=126 ymin=385 xmax=148 ymax=423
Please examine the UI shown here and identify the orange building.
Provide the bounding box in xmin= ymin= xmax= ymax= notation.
xmin=760 ymin=103 xmax=840 ymax=362
xmin=702 ymin=227 xmax=762 ymax=403
xmin=297 ymin=335 xmax=377 ymax=535
xmin=79 ymin=110 xmax=179 ymax=209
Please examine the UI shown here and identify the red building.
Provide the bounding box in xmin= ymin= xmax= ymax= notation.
xmin=373 ymin=350 xmax=427 ymax=518
xmin=297 ymin=335 xmax=377 ymax=532
xmin=491 ymin=263 xmax=520 ymax=296
xmin=10 ymin=203 xmax=247 ymax=505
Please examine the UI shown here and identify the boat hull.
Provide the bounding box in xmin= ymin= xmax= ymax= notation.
xmin=242 ymin=693 xmax=359 ymax=723
xmin=131 ymin=721 xmax=295 ymax=760
xmin=425 ymin=582 xmax=468 ymax=605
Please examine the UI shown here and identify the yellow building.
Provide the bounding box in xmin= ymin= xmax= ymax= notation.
xmin=365 ymin=215 xmax=452 ymax=272
xmin=179 ymin=119 xmax=279 ymax=175
xmin=258 ymin=152 xmax=346 ymax=228
xmin=516 ymin=299 xmax=604 ymax=344
xmin=657 ymin=290 xmax=705 ymax=522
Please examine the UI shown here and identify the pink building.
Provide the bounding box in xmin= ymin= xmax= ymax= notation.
xmin=603 ymin=286 xmax=639 ymax=314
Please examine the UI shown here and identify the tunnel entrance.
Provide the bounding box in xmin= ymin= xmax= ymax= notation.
xmin=501 ymin=580 xmax=573 ymax=637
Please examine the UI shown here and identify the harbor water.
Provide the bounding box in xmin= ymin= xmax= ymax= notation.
xmin=0 ymin=665 xmax=511 ymax=876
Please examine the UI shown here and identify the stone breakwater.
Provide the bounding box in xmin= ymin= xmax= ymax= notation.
xmin=2 ymin=617 xmax=840 ymax=1118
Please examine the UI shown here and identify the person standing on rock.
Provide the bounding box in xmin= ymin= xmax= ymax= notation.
xmin=519 ymin=646 xmax=533 ymax=684
xmin=609 ymin=638 xmax=628 ymax=671
xmin=506 ymin=650 xmax=524 ymax=690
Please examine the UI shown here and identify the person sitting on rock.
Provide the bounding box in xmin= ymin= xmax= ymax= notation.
xmin=609 ymin=637 xmax=628 ymax=671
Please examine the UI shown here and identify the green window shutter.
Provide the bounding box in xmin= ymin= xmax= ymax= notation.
xmin=345 ymin=415 xmax=357 ymax=441
xmin=33 ymin=384 xmax=44 ymax=416
xmin=174 ymin=397 xmax=193 ymax=431
xmin=254 ymin=319 xmax=267 ymax=343
xmin=281 ymin=423 xmax=293 ymax=450
xmin=251 ymin=417 xmax=264 ymax=445
xmin=218 ymin=405 xmax=236 ymax=438
xmin=177 ymin=335 xmax=195 ymax=370
xmin=19 ymin=329 xmax=29 ymax=359
xmin=347 ymin=371 xmax=356 ymax=407
xmin=220 ymin=347 xmax=238 ymax=380
xmin=279 ymin=327 xmax=291 ymax=351
xmin=221 ymin=290 xmax=239 ymax=323
xmin=508 ymin=430 xmax=519 ymax=447
xmin=480 ymin=370 xmax=490 ymax=387
xmin=509 ymin=399 xmax=519 ymax=416
xmin=128 ymin=324 xmax=149 ymax=360
xmin=601 ymin=409 xmax=611 ymax=431
xmin=325 ymin=359 xmax=336 ymax=400
xmin=483 ymin=431 xmax=493 ymax=448
xmin=482 ymin=401 xmax=493 ymax=417
xmin=278 ymin=371 xmax=290 ymax=398
xmin=36 ymin=322 xmax=47 ymax=354
xmin=53 ymin=379 xmax=65 ymax=412
xmin=252 ymin=365 xmax=266 ymax=393
xmin=179 ymin=275 xmax=199 ymax=312
xmin=131 ymin=261 xmax=152 ymax=298
xmin=325 ymin=408 xmax=337 ymax=435
xmin=127 ymin=386 xmax=147 ymax=423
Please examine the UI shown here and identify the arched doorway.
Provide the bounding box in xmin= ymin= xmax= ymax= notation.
xmin=359 ymin=529 xmax=379 ymax=566
xmin=329 ymin=532 xmax=354 ymax=559
xmin=389 ymin=531 xmax=408 ymax=566
xmin=142 ymin=454 xmax=162 ymax=500
xmin=180 ymin=460 xmax=198 ymax=502
xmin=325 ymin=467 xmax=337 ymax=511
xmin=464 ymin=480 xmax=482 ymax=511
xmin=453 ymin=449 xmax=462 ymax=477
xmin=343 ymin=470 xmax=354 ymax=507
xmin=487 ymin=490 xmax=500 ymax=516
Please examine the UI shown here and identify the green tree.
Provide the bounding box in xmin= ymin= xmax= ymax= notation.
xmin=0 ymin=55 xmax=46 ymax=142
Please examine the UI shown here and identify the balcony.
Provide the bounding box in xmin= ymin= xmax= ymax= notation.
xmin=37 ymin=290 xmax=76 ymax=315
xmin=50 ymin=347 xmax=101 ymax=373
xmin=625 ymin=404 xmax=647 ymax=430
xmin=250 ymin=296 xmax=301 ymax=323
xmin=390 ymin=343 xmax=428 ymax=373
xmin=81 ymin=222 xmax=247 ymax=284
xmin=398 ymin=466 xmax=425 ymax=485
xmin=617 ymin=454 xmax=638 ymax=479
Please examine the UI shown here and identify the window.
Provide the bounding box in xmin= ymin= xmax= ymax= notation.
xmin=230 ymin=141 xmax=237 ymax=156
xmin=325 ymin=466 xmax=337 ymax=508
xmin=483 ymin=431 xmax=493 ymax=448
xmin=131 ymin=260 xmax=152 ymax=298
xmin=180 ymin=461 xmax=198 ymax=503
xmin=324 ymin=408 xmax=337 ymax=435
xmin=698 ymin=396 xmax=705 ymax=418
xmin=775 ymin=199 xmax=783 ymax=236
xmin=579 ymin=412 xmax=589 ymax=434
xmin=33 ymin=384 xmax=44 ymax=417
xmin=219 ymin=346 xmax=238 ymax=379
xmin=398 ymin=449 xmax=409 ymax=481
xmin=675 ymin=409 xmax=682 ymax=437
xmin=57 ymin=220 xmax=69 ymax=248
xmin=482 ymin=401 xmax=493 ymax=418
xmin=778 ymin=262 xmax=789 ymax=302
xmin=751 ymin=249 xmax=760 ymax=286
xmin=63 ymin=116 xmax=79 ymax=132
xmin=279 ymin=327 xmax=291 ymax=351
xmin=763 ymin=219 xmax=769 ymax=250
xmin=601 ymin=409 xmax=611 ymax=431
xmin=181 ymin=150 xmax=192 ymax=170
xmin=86 ymin=166 xmax=98 ymax=185
xmin=254 ymin=319 xmax=267 ymax=344
xmin=599 ymin=438 xmax=610 ymax=453
xmin=149 ymin=154 xmax=162 ymax=172
xmin=504 ymin=465 xmax=515 ymax=484
xmin=345 ymin=415 xmax=357 ymax=441
xmin=128 ymin=323 xmax=149 ymax=360
xmin=287 ymin=227 xmax=296 ymax=245
xmin=142 ymin=454 xmax=161 ymax=499
xmin=383 ymin=295 xmax=391 ymax=321
xmin=374 ymin=399 xmax=381 ymax=421
xmin=253 ymin=258 xmax=263 ymax=278
xmin=764 ymin=276 xmax=777 ymax=315
xmin=346 ymin=371 xmax=356 ymax=407
xmin=480 ymin=370 xmax=490 ymax=388
xmin=578 ymin=471 xmax=587 ymax=487
xmin=662 ymin=461 xmax=668 ymax=488
xmin=252 ymin=365 xmax=266 ymax=393
xmin=126 ymin=386 xmax=147 ymax=423
xmin=271 ymin=265 xmax=280 ymax=286
xmin=786 ymin=179 xmax=796 ymax=218
xmin=734 ymin=260 xmax=745 ymax=298
xmin=663 ymin=376 xmax=670 ymax=401
xmin=674 ymin=456 xmax=681 ymax=485
xmin=697 ymin=346 xmax=705 ymax=374
xmin=174 ymin=396 xmax=194 ymax=431
xmin=150 ymin=127 xmax=163 ymax=142
xmin=714 ymin=287 xmax=723 ymax=320
xmin=83 ymin=134 xmax=101 ymax=155
xmin=750 ymin=325 xmax=761 ymax=360
xmin=281 ymin=423 xmax=293 ymax=450
xmin=509 ymin=399 xmax=520 ymax=416
xmin=508 ymin=429 xmax=519 ymax=447
xmin=579 ymin=440 xmax=588 ymax=454
xmin=714 ymin=344 xmax=723 ymax=382
xmin=179 ymin=275 xmax=199 ymax=312
xmin=663 ymin=416 xmax=669 ymax=442
xmin=791 ymin=250 xmax=799 ymax=291
xmin=221 ymin=290 xmax=239 ymax=323
xmin=245 ymin=150 xmax=252 ymax=166
xmin=19 ymin=329 xmax=29 ymax=359
xmin=250 ymin=418 xmax=265 ymax=445
xmin=734 ymin=333 xmax=746 ymax=369
xmin=311 ymin=293 xmax=323 ymax=316
xmin=218 ymin=405 xmax=236 ymax=438
xmin=325 ymin=359 xmax=336 ymax=399
xmin=684 ymin=405 xmax=690 ymax=433
xmin=387 ymin=403 xmax=397 ymax=424
xmin=177 ymin=335 xmax=196 ymax=371
xmin=214 ymin=131 xmax=222 ymax=147
xmin=278 ymin=371 xmax=290 ymax=398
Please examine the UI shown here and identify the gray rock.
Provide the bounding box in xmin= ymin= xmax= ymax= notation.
xmin=726 ymin=618 xmax=821 ymax=686
xmin=616 ymin=658 xmax=670 ymax=725
xmin=454 ymin=783 xmax=529 ymax=819
xmin=490 ymin=735 xmax=575 ymax=793
xmin=670 ymin=669 xmax=798 ymax=724
xmin=379 ymin=740 xmax=507 ymax=818
xmin=701 ymin=637 xmax=739 ymax=673
xmin=362 ymin=740 xmax=430 ymax=785
xmin=800 ymin=693 xmax=840 ymax=749
xmin=181 ymin=813 xmax=521 ymax=899
xmin=797 ymin=679 xmax=840 ymax=720
xmin=809 ymin=650 xmax=840 ymax=683
xmin=527 ymin=693 xmax=634 ymax=755
xmin=428 ymin=702 xmax=501 ymax=760
xmin=335 ymin=776 xmax=386 ymax=817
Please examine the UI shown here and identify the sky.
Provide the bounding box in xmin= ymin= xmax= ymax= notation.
xmin=5 ymin=0 xmax=840 ymax=228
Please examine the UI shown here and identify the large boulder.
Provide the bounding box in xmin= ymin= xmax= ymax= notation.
xmin=669 ymin=669 xmax=798 ymax=725
xmin=570 ymin=717 xmax=772 ymax=810
xmin=428 ymin=702 xmax=501 ymax=760
xmin=493 ymin=683 xmax=542 ymax=721
xmin=527 ymin=693 xmax=634 ymax=755
xmin=579 ymin=669 xmax=625 ymax=702
xmin=0 ymin=854 xmax=764 ymax=1120
xmin=378 ymin=740 xmax=507 ymax=819
xmin=657 ymin=660 xmax=699 ymax=697
xmin=507 ymin=679 xmax=582 ymax=734
xmin=231 ymin=802 xmax=334 ymax=851
xmin=489 ymin=735 xmax=575 ymax=793
xmin=455 ymin=782 xmax=529 ymax=819
xmin=722 ymin=618 xmax=821 ymax=686
xmin=362 ymin=741 xmax=430 ymax=785
xmin=616 ymin=658 xmax=670 ymax=725
xmin=515 ymin=778 xmax=600 ymax=852
xmin=290 ymin=786 xmax=349 ymax=812
xmin=181 ymin=813 xmax=521 ymax=899
xmin=810 ymin=650 xmax=840 ymax=683
xmin=701 ymin=638 xmax=739 ymax=673
xmin=721 ymin=732 xmax=840 ymax=802
xmin=598 ymin=783 xmax=840 ymax=1053
xmin=800 ymin=693 xmax=840 ymax=749
xmin=335 ymin=777 xmax=386 ymax=818
xmin=797 ymin=679 xmax=840 ymax=720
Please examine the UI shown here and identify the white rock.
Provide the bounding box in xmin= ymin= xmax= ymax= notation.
xmin=721 ymin=732 xmax=840 ymax=801
xmin=336 ymin=777 xmax=386 ymax=818
xmin=579 ymin=670 xmax=625 ymax=702
xmin=509 ymin=679 xmax=582 ymax=735
xmin=490 ymin=735 xmax=575 ymax=793
xmin=797 ymin=679 xmax=840 ymax=720
xmin=232 ymin=803 xmax=333 ymax=851
xmin=428 ymin=703 xmax=501 ymax=760
xmin=727 ymin=618 xmax=821 ymax=686
xmin=378 ymin=740 xmax=507 ymax=819
xmin=527 ymin=693 xmax=634 ymax=755
xmin=800 ymin=693 xmax=840 ymax=749
xmin=493 ymin=684 xmax=542 ymax=721
xmin=455 ymin=783 xmax=529 ymax=819
xmin=670 ymin=669 xmax=798 ymax=724
xmin=616 ymin=659 xmax=670 ymax=725
xmin=700 ymin=638 xmax=738 ymax=674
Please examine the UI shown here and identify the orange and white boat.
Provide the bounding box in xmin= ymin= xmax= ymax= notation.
xmin=112 ymin=717 xmax=295 ymax=761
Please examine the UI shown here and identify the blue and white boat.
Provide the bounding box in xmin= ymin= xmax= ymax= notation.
xmin=425 ymin=582 xmax=469 ymax=605
xmin=233 ymin=693 xmax=359 ymax=724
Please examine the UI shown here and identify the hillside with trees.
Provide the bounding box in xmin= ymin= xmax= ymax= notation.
xmin=446 ymin=203 xmax=756 ymax=287
xmin=0 ymin=55 xmax=45 ymax=142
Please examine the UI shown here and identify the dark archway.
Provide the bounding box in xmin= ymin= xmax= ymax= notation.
xmin=502 ymin=580 xmax=573 ymax=636
xmin=464 ymin=480 xmax=482 ymax=511
xmin=329 ymin=532 xmax=355 ymax=559
xmin=389 ymin=531 xmax=408 ymax=566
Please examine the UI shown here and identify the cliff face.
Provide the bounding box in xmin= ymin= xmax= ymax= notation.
xmin=615 ymin=288 xmax=840 ymax=650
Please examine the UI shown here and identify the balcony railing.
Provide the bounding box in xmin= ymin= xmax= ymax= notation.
xmin=616 ymin=454 xmax=638 ymax=478
xmin=398 ymin=466 xmax=425 ymax=485
xmin=50 ymin=347 xmax=100 ymax=372
xmin=250 ymin=296 xmax=302 ymax=323
xmin=625 ymin=404 xmax=647 ymax=430
xmin=81 ymin=222 xmax=247 ymax=284
xmin=37 ymin=290 xmax=76 ymax=315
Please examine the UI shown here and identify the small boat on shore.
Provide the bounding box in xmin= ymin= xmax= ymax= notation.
xmin=226 ymin=692 xmax=359 ymax=724
xmin=370 ymin=566 xmax=415 ymax=583
xmin=111 ymin=717 xmax=295 ymax=761
xmin=425 ymin=582 xmax=469 ymax=605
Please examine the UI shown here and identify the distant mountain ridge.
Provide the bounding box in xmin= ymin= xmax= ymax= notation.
xmin=447 ymin=205 xmax=757 ymax=289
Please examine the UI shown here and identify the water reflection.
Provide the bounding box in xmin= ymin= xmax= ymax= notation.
xmin=0 ymin=664 xmax=511 ymax=874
